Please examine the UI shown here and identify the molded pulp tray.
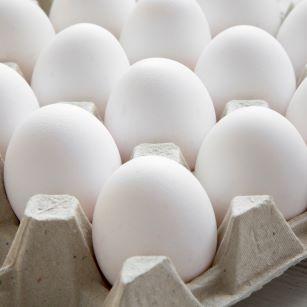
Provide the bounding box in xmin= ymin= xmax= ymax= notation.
xmin=0 ymin=112 xmax=306 ymax=306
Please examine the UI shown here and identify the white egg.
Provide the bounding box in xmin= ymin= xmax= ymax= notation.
xmin=50 ymin=0 xmax=136 ymax=38
xmin=105 ymin=58 xmax=216 ymax=169
xmin=0 ymin=0 xmax=55 ymax=81
xmin=4 ymin=104 xmax=121 ymax=221
xmin=93 ymin=156 xmax=217 ymax=285
xmin=195 ymin=26 xmax=296 ymax=117
xmin=120 ymin=0 xmax=211 ymax=69
xmin=197 ymin=0 xmax=281 ymax=37
xmin=0 ymin=64 xmax=39 ymax=159
xmin=287 ymin=78 xmax=307 ymax=142
xmin=195 ymin=107 xmax=307 ymax=225
xmin=277 ymin=0 xmax=307 ymax=80
xmin=31 ymin=23 xmax=129 ymax=116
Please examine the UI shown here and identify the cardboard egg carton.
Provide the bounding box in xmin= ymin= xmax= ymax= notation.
xmin=0 ymin=143 xmax=307 ymax=306
xmin=61 ymin=101 xmax=102 ymax=121
xmin=1 ymin=100 xmax=307 ymax=306
xmin=221 ymin=100 xmax=269 ymax=118
xmin=132 ymin=143 xmax=190 ymax=170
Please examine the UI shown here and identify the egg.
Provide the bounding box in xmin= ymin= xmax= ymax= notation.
xmin=49 ymin=0 xmax=136 ymax=38
xmin=287 ymin=77 xmax=307 ymax=142
xmin=120 ymin=0 xmax=211 ymax=69
xmin=0 ymin=64 xmax=39 ymax=159
xmin=31 ymin=23 xmax=129 ymax=116
xmin=93 ymin=156 xmax=217 ymax=285
xmin=104 ymin=58 xmax=216 ymax=169
xmin=4 ymin=104 xmax=121 ymax=221
xmin=195 ymin=107 xmax=307 ymax=225
xmin=277 ymin=0 xmax=307 ymax=80
xmin=196 ymin=0 xmax=281 ymax=37
xmin=0 ymin=0 xmax=55 ymax=81
xmin=195 ymin=26 xmax=296 ymax=117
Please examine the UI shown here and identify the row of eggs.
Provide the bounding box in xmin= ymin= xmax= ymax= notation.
xmin=0 ymin=0 xmax=307 ymax=285
xmin=2 ymin=0 xmax=307 ymax=81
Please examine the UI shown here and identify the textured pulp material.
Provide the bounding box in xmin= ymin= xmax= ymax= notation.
xmin=221 ymin=100 xmax=269 ymax=118
xmin=0 ymin=141 xmax=306 ymax=306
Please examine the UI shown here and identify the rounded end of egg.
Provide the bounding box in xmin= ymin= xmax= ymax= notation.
xmin=120 ymin=0 xmax=211 ymax=69
xmin=195 ymin=106 xmax=307 ymax=225
xmin=4 ymin=103 xmax=121 ymax=221
xmin=50 ymin=0 xmax=136 ymax=38
xmin=31 ymin=23 xmax=129 ymax=117
xmin=0 ymin=0 xmax=55 ymax=81
xmin=104 ymin=57 xmax=216 ymax=170
xmin=196 ymin=0 xmax=281 ymax=37
xmin=93 ymin=155 xmax=217 ymax=285
xmin=195 ymin=25 xmax=296 ymax=117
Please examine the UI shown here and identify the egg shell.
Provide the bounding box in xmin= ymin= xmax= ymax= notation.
xmin=195 ymin=26 xmax=296 ymax=117
xmin=4 ymin=104 xmax=121 ymax=221
xmin=287 ymin=77 xmax=307 ymax=142
xmin=104 ymin=58 xmax=216 ymax=169
xmin=195 ymin=106 xmax=307 ymax=225
xmin=93 ymin=156 xmax=217 ymax=285
xmin=197 ymin=0 xmax=281 ymax=37
xmin=0 ymin=64 xmax=39 ymax=159
xmin=120 ymin=0 xmax=211 ymax=69
xmin=277 ymin=0 xmax=307 ymax=80
xmin=31 ymin=23 xmax=129 ymax=116
xmin=50 ymin=0 xmax=136 ymax=38
xmin=0 ymin=0 xmax=55 ymax=81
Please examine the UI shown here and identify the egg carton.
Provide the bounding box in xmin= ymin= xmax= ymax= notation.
xmin=0 ymin=159 xmax=306 ymax=307
xmin=221 ymin=100 xmax=269 ymax=118
xmin=1 ymin=131 xmax=307 ymax=307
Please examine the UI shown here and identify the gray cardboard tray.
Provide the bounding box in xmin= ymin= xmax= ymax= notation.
xmin=0 ymin=139 xmax=306 ymax=307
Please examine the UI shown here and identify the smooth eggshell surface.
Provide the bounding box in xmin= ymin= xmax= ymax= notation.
xmin=0 ymin=0 xmax=55 ymax=81
xmin=93 ymin=156 xmax=217 ymax=285
xmin=120 ymin=0 xmax=211 ymax=69
xmin=31 ymin=23 xmax=129 ymax=116
xmin=195 ymin=26 xmax=296 ymax=117
xmin=195 ymin=107 xmax=307 ymax=225
xmin=277 ymin=0 xmax=307 ymax=80
xmin=4 ymin=104 xmax=121 ymax=221
xmin=287 ymin=77 xmax=307 ymax=142
xmin=197 ymin=0 xmax=281 ymax=37
xmin=104 ymin=58 xmax=216 ymax=169
xmin=0 ymin=64 xmax=39 ymax=159
xmin=50 ymin=0 xmax=136 ymax=38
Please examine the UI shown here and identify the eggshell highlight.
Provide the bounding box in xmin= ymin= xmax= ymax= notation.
xmin=93 ymin=156 xmax=217 ymax=285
